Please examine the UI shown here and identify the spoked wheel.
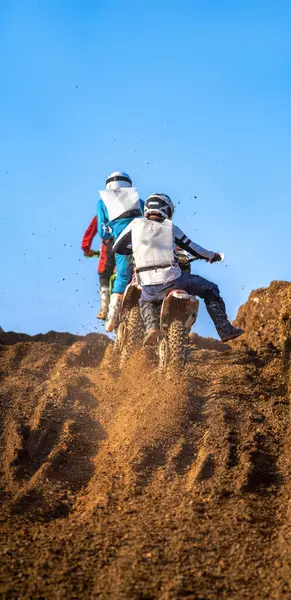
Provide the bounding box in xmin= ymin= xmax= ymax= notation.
xmin=158 ymin=320 xmax=188 ymax=376
xmin=119 ymin=306 xmax=144 ymax=370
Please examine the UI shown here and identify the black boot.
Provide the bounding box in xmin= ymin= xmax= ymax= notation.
xmin=140 ymin=301 xmax=161 ymax=346
xmin=206 ymin=297 xmax=243 ymax=342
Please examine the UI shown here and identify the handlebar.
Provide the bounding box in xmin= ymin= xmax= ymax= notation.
xmin=84 ymin=250 xmax=224 ymax=264
xmin=187 ymin=253 xmax=224 ymax=264
xmin=187 ymin=252 xmax=224 ymax=264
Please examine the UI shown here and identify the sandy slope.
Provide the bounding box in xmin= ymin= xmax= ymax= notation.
xmin=0 ymin=283 xmax=290 ymax=599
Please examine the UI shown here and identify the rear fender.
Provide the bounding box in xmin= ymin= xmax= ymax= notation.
xmin=160 ymin=290 xmax=199 ymax=332
xmin=120 ymin=282 xmax=141 ymax=315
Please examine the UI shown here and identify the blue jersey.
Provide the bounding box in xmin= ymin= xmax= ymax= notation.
xmin=97 ymin=198 xmax=144 ymax=242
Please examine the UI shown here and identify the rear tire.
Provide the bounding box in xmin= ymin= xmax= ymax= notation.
xmin=119 ymin=306 xmax=144 ymax=369
xmin=166 ymin=319 xmax=188 ymax=375
xmin=158 ymin=337 xmax=169 ymax=376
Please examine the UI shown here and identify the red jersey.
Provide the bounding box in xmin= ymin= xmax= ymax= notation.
xmin=82 ymin=216 xmax=114 ymax=275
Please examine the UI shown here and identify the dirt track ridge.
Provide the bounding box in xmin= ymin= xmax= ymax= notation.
xmin=0 ymin=285 xmax=291 ymax=599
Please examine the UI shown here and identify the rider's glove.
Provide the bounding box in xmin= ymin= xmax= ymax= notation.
xmin=83 ymin=249 xmax=96 ymax=257
xmin=209 ymin=253 xmax=222 ymax=264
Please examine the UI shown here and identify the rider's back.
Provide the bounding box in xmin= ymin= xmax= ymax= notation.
xmin=131 ymin=217 xmax=181 ymax=286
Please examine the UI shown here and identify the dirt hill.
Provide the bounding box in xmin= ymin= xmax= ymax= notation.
xmin=0 ymin=281 xmax=291 ymax=599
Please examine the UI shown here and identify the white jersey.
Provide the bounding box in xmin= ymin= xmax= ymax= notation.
xmin=99 ymin=187 xmax=141 ymax=222
xmin=131 ymin=217 xmax=181 ymax=285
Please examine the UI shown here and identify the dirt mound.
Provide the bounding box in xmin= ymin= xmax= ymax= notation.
xmin=0 ymin=282 xmax=291 ymax=599
xmin=188 ymin=332 xmax=230 ymax=351
xmin=235 ymin=280 xmax=291 ymax=351
xmin=0 ymin=329 xmax=109 ymax=347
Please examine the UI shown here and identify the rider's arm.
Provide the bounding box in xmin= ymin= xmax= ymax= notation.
xmin=173 ymin=225 xmax=215 ymax=261
xmin=97 ymin=200 xmax=111 ymax=240
xmin=81 ymin=216 xmax=97 ymax=252
xmin=112 ymin=222 xmax=133 ymax=255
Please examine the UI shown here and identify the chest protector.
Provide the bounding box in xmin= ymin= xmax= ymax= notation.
xmin=99 ymin=188 xmax=141 ymax=222
xmin=131 ymin=217 xmax=181 ymax=285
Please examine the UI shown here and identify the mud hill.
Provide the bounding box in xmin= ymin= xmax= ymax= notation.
xmin=0 ymin=281 xmax=291 ymax=600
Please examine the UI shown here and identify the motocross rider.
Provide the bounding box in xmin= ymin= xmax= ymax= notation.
xmin=113 ymin=193 xmax=243 ymax=345
xmin=97 ymin=171 xmax=143 ymax=332
xmin=81 ymin=216 xmax=115 ymax=320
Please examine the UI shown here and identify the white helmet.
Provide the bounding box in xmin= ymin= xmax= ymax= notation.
xmin=105 ymin=171 xmax=132 ymax=190
xmin=144 ymin=193 xmax=175 ymax=219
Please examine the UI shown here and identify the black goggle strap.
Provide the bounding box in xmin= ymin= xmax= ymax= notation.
xmin=106 ymin=175 xmax=132 ymax=185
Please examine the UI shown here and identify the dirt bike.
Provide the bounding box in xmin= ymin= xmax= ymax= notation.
xmin=113 ymin=282 xmax=198 ymax=376
xmin=157 ymin=288 xmax=199 ymax=375
xmin=156 ymin=253 xmax=225 ymax=375
xmin=99 ymin=248 xmax=224 ymax=374
xmin=112 ymin=250 xmax=198 ymax=370
xmin=86 ymin=250 xmax=143 ymax=370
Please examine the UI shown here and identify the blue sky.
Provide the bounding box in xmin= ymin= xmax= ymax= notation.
xmin=1 ymin=0 xmax=290 ymax=338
